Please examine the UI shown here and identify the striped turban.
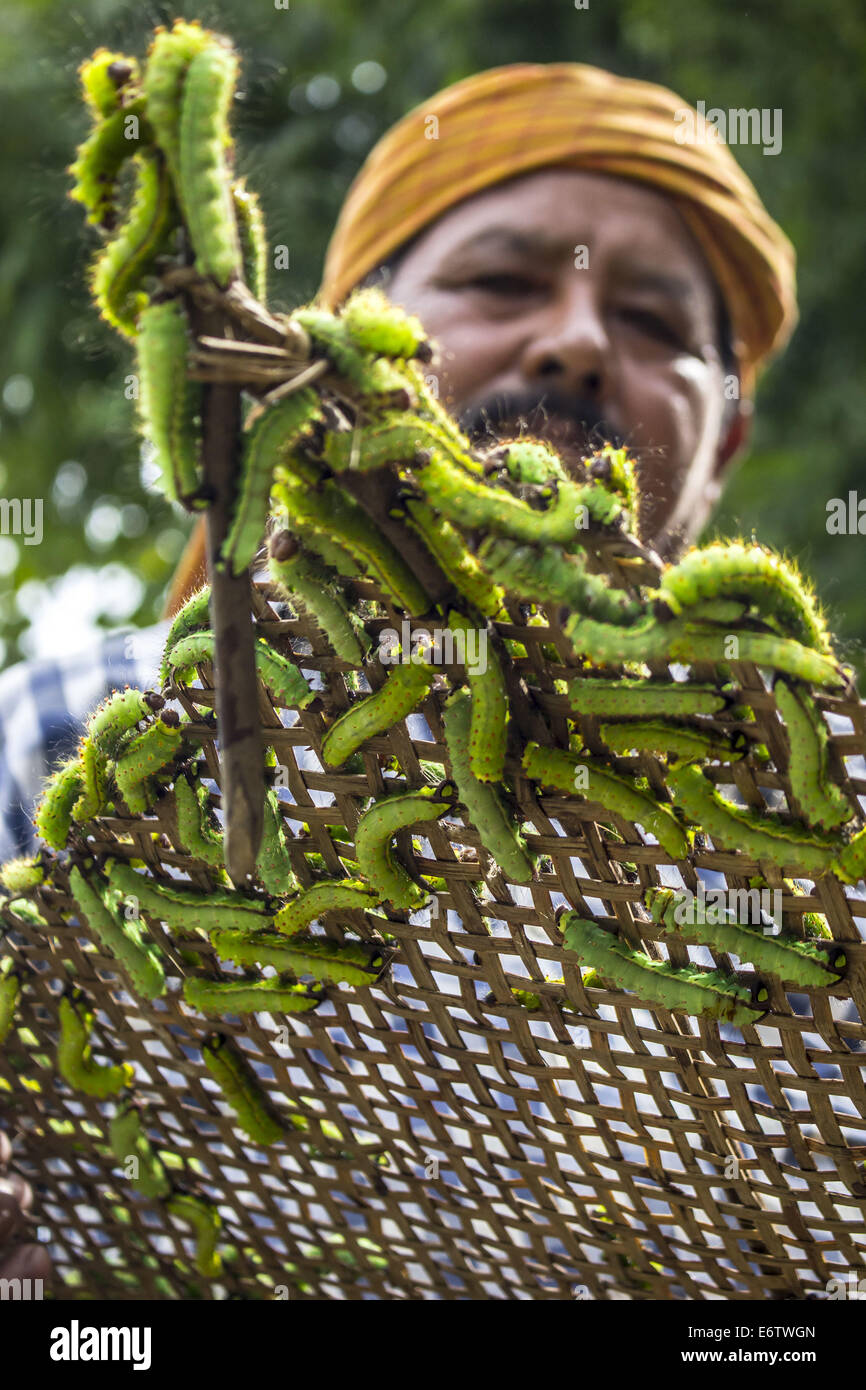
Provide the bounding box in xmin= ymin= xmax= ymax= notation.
xmin=319 ymin=62 xmax=797 ymax=392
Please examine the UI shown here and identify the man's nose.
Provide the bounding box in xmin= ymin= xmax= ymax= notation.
xmin=518 ymin=284 xmax=610 ymax=400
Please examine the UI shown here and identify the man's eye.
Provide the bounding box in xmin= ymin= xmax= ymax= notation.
xmin=616 ymin=306 xmax=685 ymax=347
xmin=465 ymin=273 xmax=540 ymax=296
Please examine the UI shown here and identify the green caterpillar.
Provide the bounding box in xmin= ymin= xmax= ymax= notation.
xmin=255 ymin=790 xmax=298 ymax=897
xmin=106 ymin=857 xmax=270 ymax=934
xmin=658 ymin=542 xmax=831 ymax=655
xmin=354 ymin=786 xmax=451 ymax=909
xmin=212 ymin=927 xmax=383 ymax=987
xmin=159 ymin=588 xmax=211 ymax=686
xmin=323 ymin=413 xmax=462 ymax=475
xmin=292 ymin=306 xmax=382 ymax=390
xmin=560 ymin=913 xmax=763 ymax=1027
xmin=832 ymin=829 xmax=866 ymax=886
xmin=0 ymin=962 xmax=21 ymax=1046
xmin=774 ymin=680 xmax=853 ymax=832
xmin=34 ymin=760 xmax=84 ymax=850
xmin=137 ymin=299 xmax=203 ymax=508
xmin=142 ymin=20 xmax=210 ymax=191
xmin=173 ymin=775 xmax=224 ymax=869
xmin=273 ymin=879 xmax=381 ymax=937
xmin=71 ymin=732 xmax=110 ymax=823
xmin=478 ymin=536 xmax=642 ymax=626
xmin=321 ymin=654 xmax=436 ymax=768
xmin=183 ymin=975 xmax=320 ymax=1017
xmin=202 ymin=1032 xmax=284 ymax=1146
xmin=109 ymin=1100 xmax=173 ymax=1199
xmin=69 ymin=866 xmax=166 ymax=1001
xmin=666 ymin=762 xmax=839 ymax=877
xmin=221 ymin=389 xmax=321 ymax=577
xmin=68 ymin=97 xmax=149 ymax=229
xmin=177 ymin=36 xmax=242 ymax=285
xmin=402 ymin=498 xmax=507 ymax=620
xmin=522 ymin=742 xmax=689 ymax=860
xmin=644 ymin=887 xmax=844 ymax=989
xmin=340 ymin=287 xmax=432 ymax=362
xmin=114 ymin=714 xmax=184 ymax=814
xmin=232 ymin=178 xmax=267 ymax=302
xmin=87 ymin=688 xmax=164 ymax=760
xmin=0 ymin=856 xmax=44 ymax=894
xmin=568 ymin=677 xmax=726 ymax=718
xmin=56 ymin=989 xmax=134 ymax=1097
xmin=90 ymin=151 xmax=176 ymax=339
xmin=448 ymin=611 xmax=508 ymax=783
xmin=79 ymin=49 xmax=141 ymax=119
xmin=165 ymin=630 xmax=316 ymax=710
xmin=486 ymin=437 xmax=569 ymax=487
xmin=443 ymin=688 xmax=534 ymax=884
xmin=268 ymin=531 xmax=369 ymax=666
xmin=166 ymin=1192 xmax=222 ymax=1279
xmin=598 ymin=722 xmax=738 ymax=763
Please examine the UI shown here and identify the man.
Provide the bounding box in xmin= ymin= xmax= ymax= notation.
xmin=0 ymin=61 xmax=796 ymax=1283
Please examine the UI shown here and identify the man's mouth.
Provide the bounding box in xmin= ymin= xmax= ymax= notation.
xmin=457 ymin=390 xmax=622 ymax=465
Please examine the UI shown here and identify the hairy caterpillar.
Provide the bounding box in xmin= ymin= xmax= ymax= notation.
xmin=268 ymin=532 xmax=370 ymax=666
xmin=522 ymin=742 xmax=689 ymax=860
xmin=340 ymin=287 xmax=432 ymax=362
xmin=232 ymin=178 xmax=267 ymax=302
xmin=72 ymin=734 xmax=110 ymax=823
xmin=486 ymin=438 xmax=569 ymax=487
xmin=560 ymin=912 xmax=763 ymax=1027
xmin=401 ymin=498 xmax=508 ymax=620
xmin=106 ymin=857 xmax=270 ymax=934
xmin=658 ymin=542 xmax=831 ymax=655
xmin=56 ymin=989 xmax=134 ymax=1097
xmin=221 ymin=389 xmax=320 ymax=576
xmin=183 ymin=975 xmax=320 ymax=1017
xmin=89 ymin=152 xmax=175 ymax=338
xmin=598 ymin=722 xmax=739 ymax=763
xmin=109 ymin=1100 xmax=173 ymax=1199
xmin=443 ymin=689 xmax=534 ymax=883
xmin=293 ymin=307 xmax=417 ymax=403
xmin=212 ymin=927 xmax=383 ymax=987
xmin=166 ymin=1192 xmax=222 ymax=1279
xmin=0 ymin=856 xmax=44 ymax=894
xmin=354 ymin=786 xmax=452 ymax=909
xmin=0 ymin=962 xmax=21 ymax=1046
xmin=114 ymin=714 xmax=184 ymax=814
xmin=201 ymin=1032 xmax=284 ymax=1146
xmin=158 ymin=587 xmax=211 ymax=686
xmin=255 ymin=790 xmax=298 ymax=897
xmin=774 ymin=679 xmax=853 ymax=831
xmin=142 ymin=20 xmax=210 ymax=190
xmin=173 ymin=774 xmax=224 ymax=869
xmin=478 ymin=536 xmax=642 ymax=626
xmin=79 ymin=49 xmax=141 ymax=119
xmin=323 ymin=413 xmax=463 ymax=475
xmin=644 ymin=886 xmax=845 ymax=989
xmin=274 ymin=879 xmax=381 ymax=937
xmin=69 ymin=866 xmax=166 ymax=1000
xmin=177 ymin=36 xmax=242 ymax=285
xmin=69 ymin=97 xmax=149 ymax=229
xmin=87 ymin=687 xmax=164 ymax=759
xmin=585 ymin=444 xmax=639 ymax=521
xmin=165 ymin=630 xmax=316 ymax=710
xmin=321 ymin=654 xmax=436 ymax=768
xmin=666 ymin=762 xmax=838 ymax=877
xmin=287 ymin=519 xmax=362 ymax=579
xmin=568 ymin=677 xmax=726 ymax=718
xmin=137 ymin=299 xmax=203 ymax=508
xmin=833 ymin=828 xmax=866 ymax=885
xmin=447 ymin=611 xmax=508 ymax=783
xmin=34 ymin=760 xmax=84 ymax=850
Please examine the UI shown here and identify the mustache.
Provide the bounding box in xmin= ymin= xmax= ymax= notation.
xmin=456 ymin=388 xmax=623 ymax=452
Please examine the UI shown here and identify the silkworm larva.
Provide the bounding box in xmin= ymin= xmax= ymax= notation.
xmin=522 ymin=742 xmax=689 ymax=860
xmin=255 ymin=790 xmax=298 ymax=898
xmin=87 ymin=687 xmax=164 ymax=759
xmin=177 ymin=37 xmax=242 ymax=285
xmin=478 ymin=536 xmax=641 ymax=626
xmin=212 ymin=928 xmax=382 ymax=987
xmin=105 ymin=857 xmax=269 ymax=934
xmin=402 ymin=498 xmax=507 ymax=620
xmin=568 ymin=677 xmax=726 ymax=718
xmin=585 ymin=444 xmax=639 ymax=521
xmin=137 ymin=299 xmax=203 ymax=508
xmin=183 ymin=975 xmax=320 ymax=1017
xmin=89 ymin=151 xmax=175 ymax=339
xmin=774 ymin=679 xmax=853 ymax=831
xmin=644 ymin=886 xmax=844 ymax=989
xmin=221 ymin=389 xmax=320 ymax=577
xmin=273 ymin=880 xmax=382 ymax=938
xmin=448 ymin=611 xmax=508 ymax=783
xmin=68 ymin=97 xmax=148 ymax=228
xmin=56 ymin=990 xmax=134 ymax=1098
xmin=159 ymin=586 xmax=211 ymax=686
xmin=560 ymin=913 xmax=763 ymax=1026
xmin=173 ymin=775 xmax=224 ymax=868
xmin=340 ymin=287 xmax=432 ymax=362
xmin=485 ymin=437 xmax=569 ymax=486
xmin=109 ymin=1101 xmax=172 ymax=1199
xmin=321 ymin=655 xmax=436 ymax=768
xmin=165 ymin=630 xmax=316 ymax=709
xmin=833 ymin=828 xmax=866 ymax=886
xmin=292 ymin=306 xmax=384 ymax=390
xmin=33 ymin=760 xmax=84 ymax=850
xmin=354 ymin=787 xmax=451 ymax=909
xmin=232 ymin=178 xmax=267 ymax=302
xmin=443 ymin=688 xmax=534 ymax=883
xmin=114 ymin=716 xmax=184 ymax=814
xmin=659 ymin=542 xmax=831 ymax=655
xmin=202 ymin=1033 xmax=284 ymax=1146
xmin=166 ymin=1192 xmax=222 ymax=1279
xmin=666 ymin=762 xmax=839 ymax=877
xmin=142 ymin=20 xmax=210 ymax=190
xmin=323 ymin=413 xmax=457 ymax=474
xmin=72 ymin=735 xmax=109 ymax=823
xmin=69 ymin=866 xmax=166 ymax=1001
xmin=598 ymin=722 xmax=739 ymax=763
xmin=79 ymin=49 xmax=141 ymax=119
xmin=0 ymin=963 xmax=21 ymax=1046
xmin=0 ymin=856 xmax=44 ymax=894
xmin=268 ymin=532 xmax=370 ymax=666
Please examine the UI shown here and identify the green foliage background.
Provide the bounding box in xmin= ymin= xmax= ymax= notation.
xmin=1 ymin=0 xmax=864 ymax=670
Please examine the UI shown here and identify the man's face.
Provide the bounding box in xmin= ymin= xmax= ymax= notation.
xmin=384 ymin=168 xmax=745 ymax=554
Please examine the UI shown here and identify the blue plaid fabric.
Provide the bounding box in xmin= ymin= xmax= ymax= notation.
xmin=0 ymin=621 xmax=170 ymax=861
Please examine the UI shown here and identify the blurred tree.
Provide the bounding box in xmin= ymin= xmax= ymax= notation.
xmin=0 ymin=0 xmax=863 ymax=669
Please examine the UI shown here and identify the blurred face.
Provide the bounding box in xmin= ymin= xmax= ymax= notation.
xmin=384 ymin=168 xmax=747 ymax=555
